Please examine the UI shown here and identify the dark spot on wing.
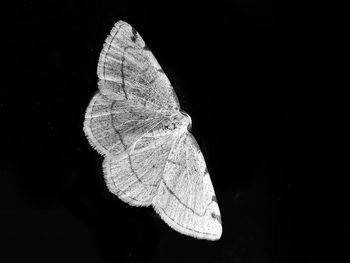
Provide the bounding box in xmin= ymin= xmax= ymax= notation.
xmin=144 ymin=44 xmax=150 ymax=51
xmin=212 ymin=195 xmax=217 ymax=203
xmin=211 ymin=213 xmax=222 ymax=224
xmin=131 ymin=27 xmax=137 ymax=42
xmin=204 ymin=167 xmax=208 ymax=176
xmin=159 ymin=207 xmax=219 ymax=238
xmin=157 ymin=68 xmax=164 ymax=74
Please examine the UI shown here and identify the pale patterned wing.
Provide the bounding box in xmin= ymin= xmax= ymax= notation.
xmin=85 ymin=20 xmax=222 ymax=241
xmin=84 ymin=92 xmax=167 ymax=158
xmin=152 ymin=132 xmax=222 ymax=240
xmin=103 ymin=128 xmax=176 ymax=206
xmin=97 ymin=20 xmax=180 ymax=110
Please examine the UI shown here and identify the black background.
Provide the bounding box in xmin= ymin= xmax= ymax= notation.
xmin=1 ymin=0 xmax=349 ymax=262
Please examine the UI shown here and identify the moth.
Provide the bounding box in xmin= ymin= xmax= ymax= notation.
xmin=84 ymin=21 xmax=222 ymax=240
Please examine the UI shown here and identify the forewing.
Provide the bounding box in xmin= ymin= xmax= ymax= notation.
xmin=84 ymin=92 xmax=166 ymax=158
xmin=103 ymin=128 xmax=176 ymax=206
xmin=152 ymin=133 xmax=222 ymax=240
xmin=97 ymin=20 xmax=179 ymax=110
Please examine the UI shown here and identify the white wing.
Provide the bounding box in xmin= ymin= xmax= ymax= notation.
xmin=84 ymin=20 xmax=222 ymax=241
xmin=103 ymin=126 xmax=175 ymax=206
xmin=97 ymin=20 xmax=179 ymax=110
xmin=152 ymin=133 xmax=222 ymax=240
xmin=84 ymin=92 xmax=168 ymax=158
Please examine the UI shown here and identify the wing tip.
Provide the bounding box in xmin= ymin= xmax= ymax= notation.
xmin=151 ymin=202 xmax=222 ymax=241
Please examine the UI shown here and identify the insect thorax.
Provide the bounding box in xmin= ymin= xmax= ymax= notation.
xmin=161 ymin=111 xmax=191 ymax=134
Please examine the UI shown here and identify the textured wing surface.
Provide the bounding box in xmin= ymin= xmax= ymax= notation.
xmin=152 ymin=133 xmax=222 ymax=240
xmin=84 ymin=20 xmax=222 ymax=241
xmin=84 ymin=92 xmax=166 ymax=158
xmin=97 ymin=20 xmax=179 ymax=110
xmin=103 ymin=128 xmax=175 ymax=206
